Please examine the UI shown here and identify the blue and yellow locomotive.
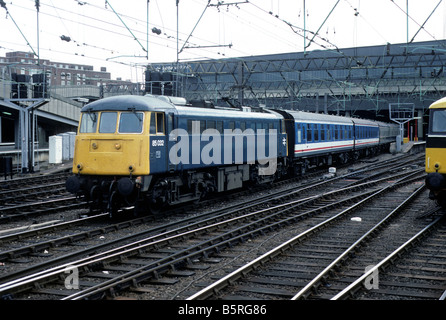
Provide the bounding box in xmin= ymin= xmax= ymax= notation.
xmin=66 ymin=94 xmax=398 ymax=216
xmin=66 ymin=95 xmax=287 ymax=215
xmin=425 ymin=97 xmax=446 ymax=208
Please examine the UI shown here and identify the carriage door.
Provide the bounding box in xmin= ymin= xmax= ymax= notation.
xmin=150 ymin=112 xmax=167 ymax=174
xmin=297 ymin=124 xmax=302 ymax=144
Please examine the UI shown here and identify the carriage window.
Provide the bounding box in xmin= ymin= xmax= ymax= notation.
xmin=432 ymin=110 xmax=446 ymax=133
xmin=307 ymin=124 xmax=312 ymax=142
xmin=99 ymin=112 xmax=117 ymax=133
xmin=80 ymin=112 xmax=98 ymax=133
xmin=119 ymin=112 xmax=143 ymax=133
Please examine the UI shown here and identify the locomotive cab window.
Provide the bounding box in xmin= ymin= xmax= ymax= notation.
xmin=431 ymin=109 xmax=446 ymax=133
xmin=119 ymin=112 xmax=144 ymax=133
xmin=99 ymin=112 xmax=117 ymax=133
xmin=80 ymin=112 xmax=98 ymax=133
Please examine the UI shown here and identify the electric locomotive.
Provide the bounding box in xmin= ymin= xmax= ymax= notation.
xmin=425 ymin=97 xmax=446 ymax=207
xmin=66 ymin=95 xmax=287 ymax=216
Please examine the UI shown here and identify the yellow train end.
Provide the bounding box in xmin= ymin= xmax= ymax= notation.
xmin=72 ymin=134 xmax=150 ymax=176
xmin=425 ymin=97 xmax=446 ymax=207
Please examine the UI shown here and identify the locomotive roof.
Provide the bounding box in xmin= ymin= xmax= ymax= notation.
xmin=80 ymin=95 xmax=278 ymax=120
xmin=174 ymin=105 xmax=280 ymax=120
xmin=82 ymin=95 xmax=282 ymax=120
xmin=429 ymin=96 xmax=446 ymax=109
xmin=81 ymin=95 xmax=176 ymax=112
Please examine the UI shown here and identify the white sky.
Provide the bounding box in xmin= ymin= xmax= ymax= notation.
xmin=1 ymin=0 xmax=445 ymax=82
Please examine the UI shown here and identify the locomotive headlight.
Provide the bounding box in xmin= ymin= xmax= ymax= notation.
xmin=76 ymin=163 xmax=83 ymax=171
xmin=435 ymin=163 xmax=441 ymax=171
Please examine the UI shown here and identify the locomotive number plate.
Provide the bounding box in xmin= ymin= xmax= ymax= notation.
xmin=152 ymin=139 xmax=165 ymax=147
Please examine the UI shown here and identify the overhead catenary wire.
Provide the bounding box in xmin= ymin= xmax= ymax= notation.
xmin=104 ymin=0 xmax=147 ymax=55
xmin=390 ymin=0 xmax=440 ymax=42
xmin=408 ymin=0 xmax=442 ymax=44
xmin=26 ymin=0 xmax=223 ymax=60
xmin=0 ymin=0 xmax=38 ymax=58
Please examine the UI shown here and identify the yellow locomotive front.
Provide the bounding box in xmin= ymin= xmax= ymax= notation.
xmin=73 ymin=110 xmax=150 ymax=176
xmin=66 ymin=95 xmax=174 ymax=215
xmin=425 ymin=97 xmax=446 ymax=207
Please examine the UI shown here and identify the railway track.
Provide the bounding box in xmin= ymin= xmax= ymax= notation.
xmin=337 ymin=213 xmax=446 ymax=300
xmin=188 ymin=179 xmax=444 ymax=300
xmin=0 ymin=163 xmax=427 ymax=300
xmin=0 ymin=154 xmax=422 ymax=271
xmin=0 ymin=169 xmax=85 ymax=222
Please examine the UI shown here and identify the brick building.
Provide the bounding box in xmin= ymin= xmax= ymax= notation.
xmin=0 ymin=51 xmax=111 ymax=86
